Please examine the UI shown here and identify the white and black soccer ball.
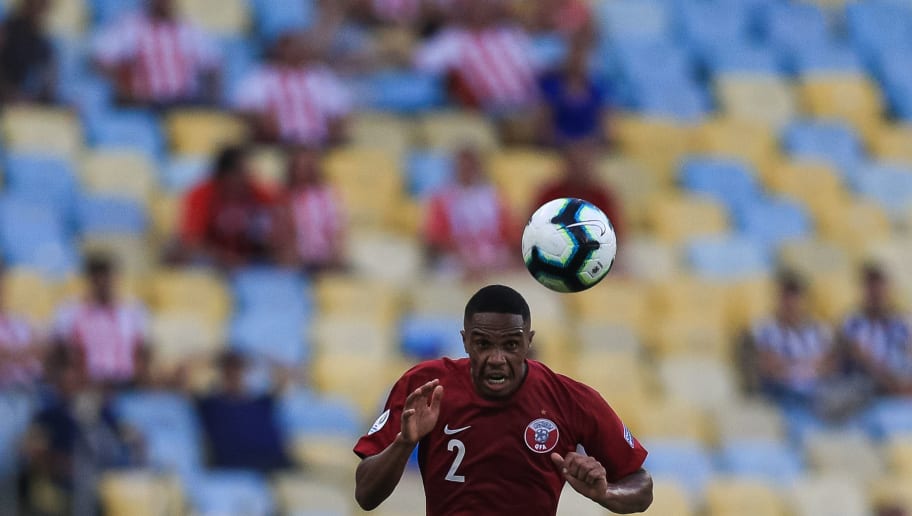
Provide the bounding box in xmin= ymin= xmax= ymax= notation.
xmin=521 ymin=198 xmax=617 ymax=293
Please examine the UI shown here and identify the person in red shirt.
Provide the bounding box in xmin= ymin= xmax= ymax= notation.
xmin=534 ymin=142 xmax=625 ymax=242
xmin=179 ymin=146 xmax=277 ymax=269
xmin=354 ymin=285 xmax=653 ymax=515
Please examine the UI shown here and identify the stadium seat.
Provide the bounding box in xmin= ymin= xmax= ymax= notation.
xmin=760 ymin=1 xmax=831 ymax=56
xmin=658 ymin=356 xmax=739 ymax=410
xmin=798 ymin=75 xmax=884 ymax=139
xmin=39 ymin=0 xmax=88 ymax=39
xmin=871 ymin=123 xmax=912 ymax=164
xmin=646 ymin=194 xmax=728 ymax=244
xmin=555 ymin=483 xmax=607 ymax=516
xmin=347 ymin=230 xmax=423 ymax=285
xmin=349 ymin=112 xmax=414 ymax=156
xmin=717 ymin=440 xmax=804 ymax=487
xmin=791 ymin=44 xmax=863 ymax=75
xmin=84 ymin=109 xmax=164 ymax=160
xmin=419 ymin=111 xmax=499 ymax=152
xmin=870 ymin=476 xmax=912 ymax=514
xmin=705 ymin=477 xmax=785 ymax=516
xmin=176 ymin=0 xmax=248 ymax=36
xmin=886 ymin=435 xmax=912 ymax=477
xmin=0 ymin=196 xmax=77 ymax=277
xmin=679 ymin=157 xmax=762 ymax=215
xmin=865 ymin=398 xmax=912 ymax=439
xmin=644 ymin=479 xmax=695 ymax=516
xmin=708 ymin=43 xmax=780 ymax=76
xmin=817 ymin=199 xmax=892 ymax=254
xmin=277 ymin=388 xmax=360 ymax=438
xmin=315 ymin=274 xmax=400 ymax=321
xmin=853 ymin=162 xmax=912 ymax=220
xmin=3 ymin=153 xmax=78 ymax=208
xmin=651 ymin=276 xmax=729 ymax=324
xmin=90 ymin=0 xmax=142 ymax=24
xmin=787 ymin=474 xmax=870 ymax=516
xmin=311 ymin=314 xmax=395 ymax=359
xmin=763 ymin=161 xmax=847 ymax=221
xmin=736 ymin=196 xmax=812 ymax=251
xmin=782 ymin=120 xmax=864 ymax=177
xmin=291 ymin=433 xmax=363 ymax=484
xmin=712 ymin=400 xmax=786 ymax=444
xmin=614 ymin=41 xmax=693 ymax=93
xmin=81 ymin=235 xmax=154 ymax=278
xmin=807 ymin=269 xmax=858 ymax=321
xmin=651 ymin=312 xmax=731 ymax=359
xmin=635 ymin=80 xmax=710 ymax=122
xmin=679 ymin=1 xmax=751 ymax=54
xmin=80 ymin=150 xmax=158 ymax=204
xmin=714 ymin=76 xmax=797 ymax=129
xmin=596 ymin=0 xmax=671 ymax=42
xmin=149 ymin=194 xmax=180 ymax=244
xmin=231 ymin=267 xmax=311 ymax=315
xmin=779 ymin=238 xmax=853 ymax=280
xmin=150 ymin=269 xmax=232 ymax=323
xmin=597 ymin=155 xmax=664 ymax=231
xmin=846 ymin=0 xmax=912 ymax=59
xmin=632 ymin=397 xmax=709 ymax=444
xmin=98 ymin=471 xmax=183 ymax=516
xmin=611 ymin=115 xmax=693 ymax=182
xmin=161 ymin=155 xmax=210 ymax=193
xmin=272 ymin=473 xmax=351 ymax=516
xmin=165 ymin=110 xmax=247 ymax=156
xmin=575 ymin=351 xmax=652 ymax=421
xmin=615 ymin=237 xmax=679 ymax=283
xmin=310 ymin=354 xmax=405 ymax=417
xmin=323 ymin=146 xmax=404 ymax=229
xmin=0 ymin=105 xmax=83 ymax=159
xmin=77 ymin=196 xmax=148 ymax=236
xmin=114 ymin=391 xmax=203 ymax=477
xmin=691 ymin=119 xmax=778 ymax=176
xmin=487 ymin=148 xmax=561 ymax=214
xmin=568 ymin=277 xmax=651 ymax=335
xmin=804 ymin=430 xmax=885 ymax=480
xmin=406 ymin=150 xmax=454 ymax=198
xmin=250 ymin=0 xmax=315 ymax=42
xmin=1 ymin=267 xmax=58 ymax=323
xmin=150 ymin=313 xmax=224 ymax=370
xmin=354 ymin=70 xmax=444 ymax=113
xmin=188 ymin=470 xmax=274 ymax=516
xmin=643 ymin=439 xmax=714 ymax=499
xmin=372 ymin=471 xmax=427 ymax=516
xmin=230 ymin=311 xmax=309 ymax=365
xmin=400 ymin=315 xmax=464 ymax=360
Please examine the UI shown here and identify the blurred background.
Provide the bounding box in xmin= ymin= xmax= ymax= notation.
xmin=1 ymin=0 xmax=912 ymax=514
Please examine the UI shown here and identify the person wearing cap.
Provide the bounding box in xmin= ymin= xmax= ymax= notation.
xmin=841 ymin=264 xmax=912 ymax=396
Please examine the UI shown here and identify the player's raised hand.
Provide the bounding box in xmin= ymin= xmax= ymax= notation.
xmin=398 ymin=379 xmax=444 ymax=446
xmin=551 ymin=452 xmax=609 ymax=501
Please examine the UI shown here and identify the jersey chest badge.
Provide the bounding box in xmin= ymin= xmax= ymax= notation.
xmin=524 ymin=418 xmax=560 ymax=453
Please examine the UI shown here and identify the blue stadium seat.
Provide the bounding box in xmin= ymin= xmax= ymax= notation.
xmin=231 ymin=267 xmax=312 ymax=315
xmin=188 ymin=470 xmax=275 ymax=516
xmin=250 ymin=0 xmax=315 ymax=43
xmin=406 ymin=151 xmax=453 ymax=198
xmin=686 ymin=236 xmax=771 ymax=279
xmin=229 ymin=311 xmax=309 ymax=366
xmin=679 ymin=1 xmax=751 ymax=53
xmin=615 ymin=41 xmax=694 ymax=88
xmin=59 ymin=75 xmax=113 ymax=119
xmin=760 ymin=2 xmax=832 ymax=56
xmin=716 ymin=440 xmax=804 ymax=487
xmin=221 ymin=36 xmax=261 ymax=104
xmin=679 ymin=157 xmax=762 ymax=215
xmin=3 ymin=154 xmax=78 ymax=209
xmin=864 ymin=397 xmax=912 ymax=439
xmin=78 ymin=196 xmax=148 ymax=236
xmin=85 ymin=109 xmax=164 ymax=160
xmin=531 ymin=34 xmax=569 ymax=71
xmin=91 ymin=0 xmax=143 ymax=24
xmin=643 ymin=440 xmax=714 ymax=499
xmin=736 ymin=197 xmax=812 ymax=251
xmin=782 ymin=120 xmax=864 ymax=175
xmin=352 ymin=71 xmax=444 ymax=113
xmin=0 ymin=392 xmax=37 ymax=475
xmin=278 ymin=389 xmax=361 ymax=437
xmin=400 ymin=315 xmax=465 ymax=360
xmin=791 ymin=44 xmax=863 ymax=75
xmin=596 ymin=0 xmax=671 ymax=42
xmin=852 ymin=162 xmax=912 ymax=218
xmin=707 ymin=44 xmax=781 ymax=75
xmin=162 ymin=156 xmax=210 ymax=193
xmin=846 ymin=0 xmax=912 ymax=60
xmin=113 ymin=392 xmax=203 ymax=477
xmin=0 ymin=196 xmax=77 ymax=277
xmin=636 ymin=80 xmax=709 ymax=121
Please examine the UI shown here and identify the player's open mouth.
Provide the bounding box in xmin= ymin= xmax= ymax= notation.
xmin=485 ymin=374 xmax=508 ymax=386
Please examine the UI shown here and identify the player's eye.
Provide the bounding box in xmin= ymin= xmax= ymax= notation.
xmin=475 ymin=339 xmax=492 ymax=349
xmin=504 ymin=341 xmax=519 ymax=351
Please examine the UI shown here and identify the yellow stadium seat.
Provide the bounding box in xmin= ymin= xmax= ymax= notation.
xmin=658 ymin=356 xmax=739 ymax=410
xmin=779 ymin=238 xmax=853 ymax=280
xmin=651 ymin=276 xmax=729 ymax=323
xmin=763 ymin=161 xmax=848 ymax=222
xmin=2 ymin=267 xmax=58 ymax=323
xmin=419 ymin=111 xmax=499 ymax=151
xmin=1 ymin=105 xmax=82 ymax=159
xmin=80 ymin=150 xmax=157 ymax=204
xmin=150 ymin=269 xmax=231 ymax=323
xmin=407 ymin=278 xmax=473 ymax=316
xmin=272 ymin=473 xmax=352 ymax=516
xmin=557 ymin=484 xmax=610 ymax=516
xmin=651 ymin=314 xmax=730 ymax=359
xmin=705 ymin=477 xmax=785 ymax=516
xmin=817 ymin=200 xmax=892 ymax=257
xmin=691 ymin=117 xmax=778 ymax=176
xmin=632 ymin=397 xmax=708 ymax=443
xmin=290 ymin=435 xmax=360 ymax=484
xmin=870 ymin=475 xmax=912 ymax=514
xmin=324 ymin=146 xmax=404 ymax=229
xmin=9 ymin=0 xmax=88 ymax=39
xmin=645 ymin=480 xmax=695 ymax=516
xmin=598 ymin=155 xmax=666 ymax=231
xmin=805 ymin=431 xmax=885 ymax=480
xmin=177 ymin=0 xmax=248 ymax=35
xmin=645 ymin=194 xmax=728 ymax=244
xmin=568 ymin=278 xmax=651 ymax=335
xmin=726 ymin=276 xmax=776 ymax=333
xmin=98 ymin=471 xmax=183 ymax=516
xmin=81 ymin=236 xmax=154 ymax=277
xmin=150 ymin=194 xmax=180 ymax=244
xmin=611 ymin=115 xmax=693 ymax=183
xmin=311 ymin=314 xmax=396 ymax=359
xmin=616 ymin=237 xmax=680 ymax=283
xmin=165 ymin=110 xmax=247 ymax=156
xmin=788 ymin=474 xmax=870 ymax=516
xmin=577 ymin=322 xmax=641 ymax=355
xmin=808 ymin=269 xmax=858 ymax=321
xmin=528 ymin=319 xmax=575 ymax=375
xmin=886 ymin=436 xmax=912 ymax=477
xmin=871 ymin=124 xmax=912 ymax=165
xmin=248 ymin=145 xmax=286 ymax=192
xmin=799 ymin=75 xmax=883 ymax=140
xmin=311 ymin=354 xmax=408 ymax=417
xmin=315 ymin=274 xmax=401 ymax=320
xmin=149 ymin=313 xmax=224 ymax=370
xmin=714 ymin=75 xmax=797 ymax=129
xmin=373 ymin=471 xmax=427 ymax=516
xmin=487 ymin=148 xmax=561 ymax=215
xmin=712 ymin=400 xmax=786 ymax=443
xmin=349 ymin=112 xmax=414 ymax=156
xmin=574 ymin=351 xmax=652 ymax=420
xmin=347 ymin=230 xmax=423 ymax=285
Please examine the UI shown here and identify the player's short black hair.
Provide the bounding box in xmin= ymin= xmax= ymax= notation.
xmin=464 ymin=285 xmax=531 ymax=325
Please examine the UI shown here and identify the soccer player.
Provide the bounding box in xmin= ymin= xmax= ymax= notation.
xmin=353 ymin=285 xmax=653 ymax=514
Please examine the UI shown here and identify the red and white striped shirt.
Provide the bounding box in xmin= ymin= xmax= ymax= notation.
xmin=234 ymin=64 xmax=352 ymax=146
xmin=54 ymin=301 xmax=149 ymax=384
xmin=93 ymin=14 xmax=220 ymax=103
xmin=287 ymin=186 xmax=346 ymax=266
xmin=424 ymin=185 xmax=514 ymax=270
xmin=415 ymin=25 xmax=540 ymax=110
xmin=0 ymin=314 xmax=39 ymax=389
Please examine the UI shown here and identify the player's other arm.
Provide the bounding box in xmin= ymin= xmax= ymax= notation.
xmin=355 ymin=379 xmax=443 ymax=511
xmin=551 ymin=453 xmax=653 ymax=513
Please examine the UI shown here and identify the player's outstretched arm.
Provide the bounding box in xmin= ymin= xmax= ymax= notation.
xmin=551 ymin=452 xmax=653 ymax=514
xmin=355 ymin=379 xmax=443 ymax=511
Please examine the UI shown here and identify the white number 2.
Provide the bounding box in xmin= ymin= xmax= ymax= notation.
xmin=444 ymin=439 xmax=466 ymax=483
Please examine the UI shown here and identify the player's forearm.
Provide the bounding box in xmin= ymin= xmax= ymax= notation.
xmin=595 ymin=469 xmax=653 ymax=514
xmin=355 ymin=436 xmax=416 ymax=511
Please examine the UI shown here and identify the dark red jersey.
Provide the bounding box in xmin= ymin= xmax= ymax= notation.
xmin=353 ymin=358 xmax=648 ymax=516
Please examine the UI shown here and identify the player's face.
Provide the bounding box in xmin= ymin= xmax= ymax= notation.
xmin=462 ymin=312 xmax=533 ymax=399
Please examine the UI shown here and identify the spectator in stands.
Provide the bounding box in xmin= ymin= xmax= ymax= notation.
xmin=53 ymin=255 xmax=149 ymax=388
xmin=0 ymin=267 xmax=43 ymax=390
xmin=92 ymin=0 xmax=221 ymax=107
xmin=538 ymin=37 xmax=610 ymax=146
xmin=533 ymin=142 xmax=624 ymax=241
xmin=179 ymin=146 xmax=278 ymax=269
xmin=0 ymin=0 xmax=55 ymax=104
xmin=276 ymin=148 xmax=347 ymax=273
xmin=424 ymin=146 xmax=515 ymax=277
xmin=530 ymin=0 xmax=594 ymax=39
xmin=196 ymin=350 xmax=292 ymax=473
xmin=414 ymin=0 xmax=540 ymax=113
xmin=234 ymin=31 xmax=351 ymax=147
xmin=19 ymin=347 xmax=139 ymax=515
xmin=842 ymin=264 xmax=912 ymax=396
xmin=746 ymin=271 xmax=840 ymax=412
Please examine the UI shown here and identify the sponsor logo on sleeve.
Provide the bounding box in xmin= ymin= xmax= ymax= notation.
xmin=368 ymin=409 xmax=390 ymax=435
xmin=623 ymin=425 xmax=635 ymax=448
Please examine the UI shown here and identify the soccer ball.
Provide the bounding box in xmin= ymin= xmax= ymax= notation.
xmin=521 ymin=198 xmax=617 ymax=293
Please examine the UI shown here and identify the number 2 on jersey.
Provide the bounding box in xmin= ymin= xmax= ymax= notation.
xmin=445 ymin=439 xmax=466 ymax=483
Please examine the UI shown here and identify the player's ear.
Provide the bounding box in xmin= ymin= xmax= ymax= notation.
xmin=461 ymin=330 xmax=468 ymax=354
xmin=527 ymin=330 xmax=535 ymax=348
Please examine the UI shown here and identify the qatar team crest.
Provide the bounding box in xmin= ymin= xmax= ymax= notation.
xmin=524 ymin=418 xmax=560 ymax=453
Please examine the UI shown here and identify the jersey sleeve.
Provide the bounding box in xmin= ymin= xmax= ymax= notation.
xmin=574 ymin=385 xmax=648 ymax=482
xmin=353 ymin=371 xmax=414 ymax=459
